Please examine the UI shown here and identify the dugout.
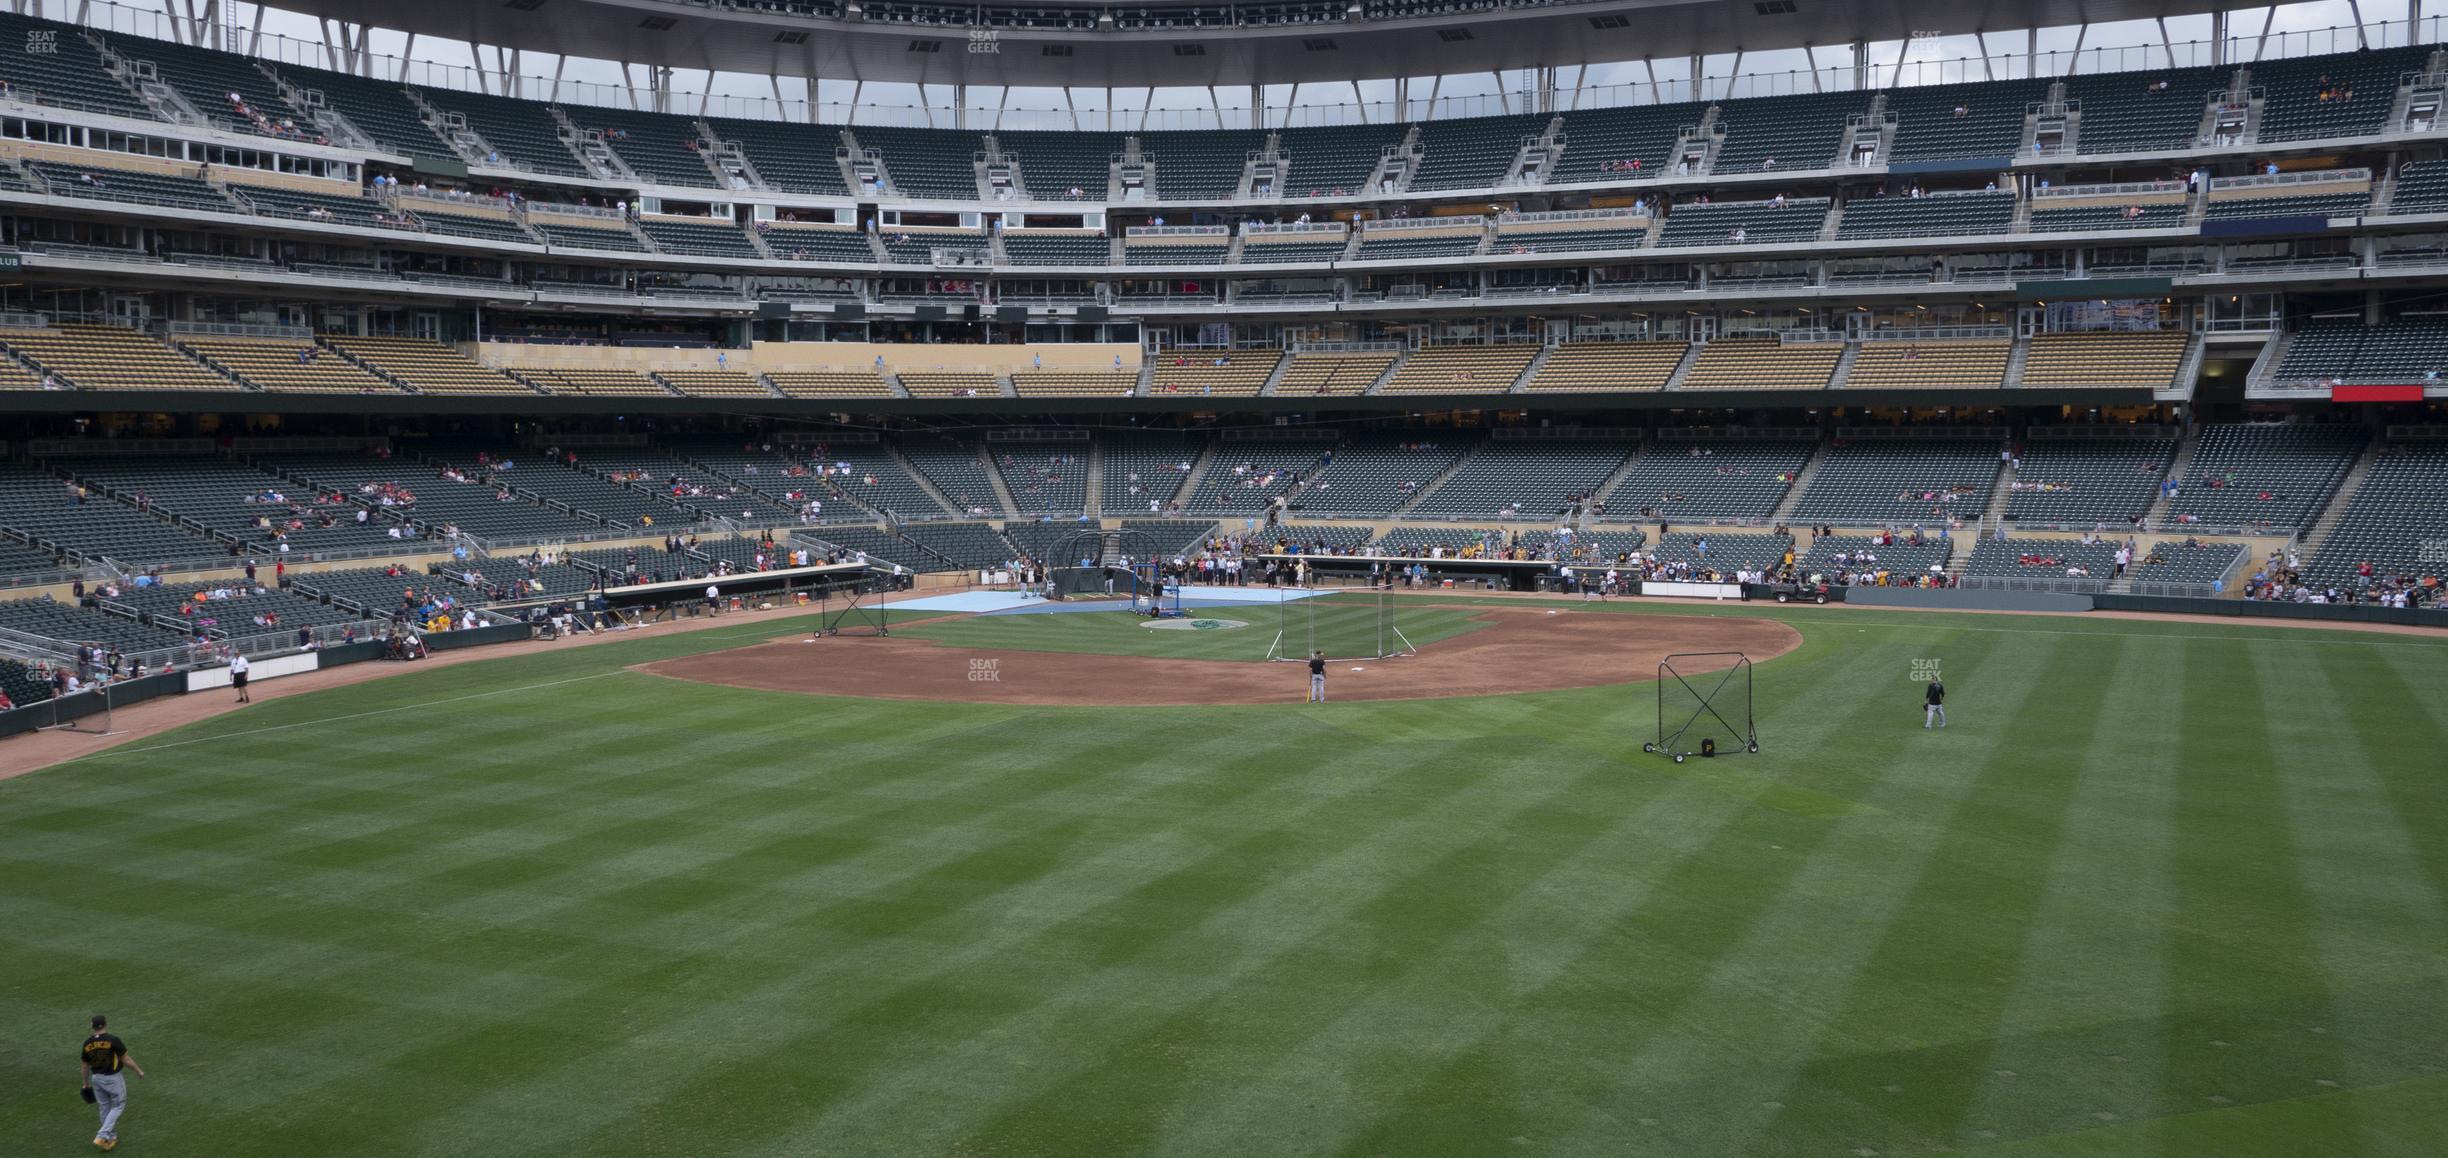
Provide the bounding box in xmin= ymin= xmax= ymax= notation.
xmin=596 ymin=561 xmax=896 ymax=615
xmin=1256 ymin=552 xmax=1554 ymax=592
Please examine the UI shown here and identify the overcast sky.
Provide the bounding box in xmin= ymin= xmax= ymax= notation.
xmin=64 ymin=0 xmax=2428 ymax=128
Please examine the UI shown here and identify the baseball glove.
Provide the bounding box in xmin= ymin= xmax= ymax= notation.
xmin=80 ymin=1087 xmax=96 ymax=1104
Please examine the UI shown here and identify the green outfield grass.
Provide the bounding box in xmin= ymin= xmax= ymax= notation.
xmin=899 ymin=593 xmax=1494 ymax=660
xmin=4 ymin=604 xmax=2447 ymax=1156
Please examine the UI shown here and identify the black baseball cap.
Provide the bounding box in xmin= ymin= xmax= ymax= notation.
xmin=91 ymin=1014 xmax=106 ymax=1028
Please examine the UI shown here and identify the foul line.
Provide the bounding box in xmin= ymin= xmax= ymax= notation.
xmin=102 ymin=670 xmax=633 ymax=758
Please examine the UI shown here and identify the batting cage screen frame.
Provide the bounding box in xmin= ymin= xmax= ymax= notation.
xmin=1045 ymin=527 xmax=1163 ymax=603
xmin=1263 ymin=589 xmax=1417 ymax=662
xmin=1643 ymin=652 xmax=1758 ymax=763
xmin=816 ymin=569 xmax=896 ymax=636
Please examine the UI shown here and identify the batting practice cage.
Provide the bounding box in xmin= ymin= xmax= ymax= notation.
xmin=1264 ymin=589 xmax=1415 ymax=662
xmin=1045 ymin=527 xmax=1161 ymax=604
xmin=1644 ymin=652 xmax=1758 ymax=763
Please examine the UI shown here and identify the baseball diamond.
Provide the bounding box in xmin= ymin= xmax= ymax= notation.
xmin=6 ymin=0 xmax=2448 ymax=1150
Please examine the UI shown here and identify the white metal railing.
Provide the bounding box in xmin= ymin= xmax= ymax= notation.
xmin=2032 ymin=178 xmax=2193 ymax=201
xmin=393 ymin=188 xmax=520 ymax=212
xmin=1499 ymin=207 xmax=1651 ymax=227
xmin=1362 ymin=214 xmax=1487 ymax=233
xmin=1125 ymin=224 xmax=1229 ymax=238
xmin=2207 ymin=167 xmax=2373 ymax=193
xmin=931 ymin=247 xmax=992 ymax=267
xmin=27 ymin=437 xmax=215 ymax=456
xmin=1837 ymin=425 xmax=2011 ymax=438
xmin=1771 ymin=329 xmax=1844 ymax=344
xmin=162 ymin=320 xmax=311 ymax=340
xmin=525 ymin=200 xmax=624 ymax=220
xmin=0 ymin=310 xmax=49 ymax=328
xmin=1285 ymin=339 xmax=1403 ymax=353
xmin=2028 ymin=424 xmax=2183 ymax=438
xmin=1857 ymin=325 xmax=2015 ymax=342
xmin=1243 ymin=221 xmax=1347 ymax=237
xmin=1492 ymin=425 xmax=1644 ymax=440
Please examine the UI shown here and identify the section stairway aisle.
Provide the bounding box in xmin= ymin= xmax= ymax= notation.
xmin=1387 ymin=441 xmax=1485 ymax=517
xmin=1767 ymin=439 xmax=1830 ymax=523
xmin=2296 ymin=436 xmax=2382 ymax=557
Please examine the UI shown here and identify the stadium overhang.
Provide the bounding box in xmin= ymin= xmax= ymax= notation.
xmin=266 ymin=0 xmax=2263 ymax=90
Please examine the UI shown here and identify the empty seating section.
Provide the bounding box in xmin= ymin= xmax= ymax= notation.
xmin=992 ymin=448 xmax=1089 ymax=516
xmin=1279 ymin=124 xmax=1401 ymax=194
xmin=179 ymin=338 xmax=395 ymax=392
xmin=2020 ymin=332 xmax=2189 ymax=389
xmin=1836 ymin=192 xmax=2015 ymax=239
xmin=1276 ymin=351 xmax=1393 ymax=395
xmin=1608 ymin=441 xmax=1811 ymax=519
xmin=1552 ymin=102 xmax=1703 ymax=183
xmin=227 ymin=182 xmax=395 ymax=228
xmin=1711 ymin=92 xmax=1866 ymax=172
xmin=121 ymin=33 xmax=301 ymax=138
xmin=1845 ymin=341 xmax=2009 ymax=389
xmin=410 ymin=208 xmax=535 ymax=244
xmin=2251 ymin=45 xmax=2428 ymax=143
xmin=1298 ymin=439 xmax=1465 ymax=517
xmin=640 ymin=217 xmax=760 ymax=258
xmin=1680 ymin=339 xmax=1841 ymax=390
xmin=1101 ymin=436 xmax=1199 ymax=513
xmin=28 ymin=161 xmax=234 ymax=214
xmin=424 ymin=450 xmax=683 ymax=530
xmin=0 ymin=596 xmax=191 ymax=651
xmin=1493 ymin=224 xmax=1649 ymax=254
xmin=897 ymin=371 xmax=997 ymax=398
xmin=577 ymin=108 xmax=718 ymax=187
xmin=1373 ymin=526 xmax=1489 ymax=554
xmin=708 ymin=118 xmax=849 ymax=195
xmin=0 ymin=464 xmax=223 ymax=564
xmin=416 ymin=88 xmax=585 ymax=176
xmin=1351 ymin=231 xmax=1483 ymax=261
xmin=1644 ymin=532 xmax=1793 ymax=570
xmin=1377 ymin=345 xmax=1536 ymax=394
xmin=857 ymin=125 xmax=984 ymax=199
xmin=1408 ymin=114 xmax=1544 ymax=190
xmin=2166 ymin=423 xmax=2364 ymax=529
xmin=1119 ymin=520 xmax=1219 ymax=558
xmin=2339 ymin=318 xmax=2448 ymax=381
xmin=1141 ymin=130 xmax=1264 ymax=199
xmin=114 ymin=579 xmax=370 ymax=637
xmin=1270 ymin=524 xmax=1375 ymax=554
xmin=901 ymin=440 xmax=1004 ymax=517
xmin=2029 ymin=200 xmax=2186 ymax=231
xmin=2391 ymin=159 xmax=2448 ymax=214
xmin=1525 ymin=529 xmax=1649 ymax=564
xmin=534 ymin=220 xmax=647 ymax=252
xmin=2203 ymin=182 xmax=2370 ymax=220
xmin=805 ymin=525 xmax=971 ymax=573
xmin=0 ymin=324 xmax=234 ymax=391
xmin=1150 ymin=352 xmax=1279 ymax=396
xmin=1238 ymin=237 xmax=1347 ymax=263
xmin=2005 ymin=436 xmax=2175 ymax=526
xmin=2063 ymin=67 xmax=2226 ymax=154
xmin=1965 ymin=537 xmax=2119 ymax=584
xmin=1125 ymin=237 xmax=1228 ymax=264
xmin=1002 ymin=233 xmax=1111 ymax=265
xmin=1802 ymin=535 xmax=1950 ymax=579
xmin=2305 ymin=441 xmax=2448 ymax=583
xmin=897 ymin=523 xmax=1020 ymax=569
xmin=1182 ymin=444 xmax=1327 ymax=514
xmin=881 ymin=229 xmax=986 ymax=263
xmin=279 ymin=65 xmax=453 ymax=158
xmin=2128 ymin=539 xmax=2243 ymax=586
xmin=515 ymin=368 xmax=672 ymax=397
xmin=1791 ymin=439 xmax=1999 ymax=523
xmin=999 ymin=129 xmax=1122 ymax=198
xmin=0 ymin=14 xmax=151 ymax=120
xmin=1657 ymin=199 xmax=1828 ymax=247
xmin=1885 ymin=81 xmax=2046 ymax=162
xmin=0 ymin=536 xmax=63 ymax=575
xmin=1409 ymin=440 xmax=1635 ymax=519
xmin=324 ymin=336 xmax=532 ymax=394
xmin=768 ymin=370 xmax=894 ymax=398
xmin=767 ymin=225 xmax=878 ymax=263
xmin=659 ymin=370 xmax=773 ymax=398
xmin=1013 ymin=371 xmax=1136 ymax=397
xmin=1524 ymin=342 xmax=1686 ymax=392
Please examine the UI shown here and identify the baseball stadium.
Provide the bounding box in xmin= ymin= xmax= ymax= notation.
xmin=1 ymin=0 xmax=2447 ymax=1149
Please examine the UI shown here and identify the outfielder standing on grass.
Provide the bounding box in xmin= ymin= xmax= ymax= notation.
xmin=80 ymin=1014 xmax=145 ymax=1151
xmin=1924 ymin=676 xmax=1947 ymax=728
xmin=1308 ymin=649 xmax=1326 ymax=703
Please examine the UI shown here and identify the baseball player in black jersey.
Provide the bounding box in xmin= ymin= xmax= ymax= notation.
xmin=1308 ymin=650 xmax=1326 ymax=703
xmin=1924 ymin=678 xmax=1946 ymax=728
xmin=80 ymin=1014 xmax=144 ymax=1151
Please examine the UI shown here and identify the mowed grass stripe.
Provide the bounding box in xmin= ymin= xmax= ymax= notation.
xmin=2161 ymin=640 xmax=2346 ymax=1124
xmin=1955 ymin=636 xmax=2185 ymax=1143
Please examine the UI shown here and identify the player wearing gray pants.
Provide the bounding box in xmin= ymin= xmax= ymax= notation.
xmin=81 ymin=1013 xmax=145 ymax=1150
xmin=1308 ymin=651 xmax=1326 ymax=703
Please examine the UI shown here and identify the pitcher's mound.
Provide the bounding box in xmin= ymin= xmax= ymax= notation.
xmin=639 ymin=608 xmax=1802 ymax=706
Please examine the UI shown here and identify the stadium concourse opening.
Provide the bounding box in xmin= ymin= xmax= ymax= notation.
xmin=637 ymin=606 xmax=1801 ymax=705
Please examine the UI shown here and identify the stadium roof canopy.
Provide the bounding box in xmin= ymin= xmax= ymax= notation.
xmin=268 ymin=0 xmax=2266 ymax=89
